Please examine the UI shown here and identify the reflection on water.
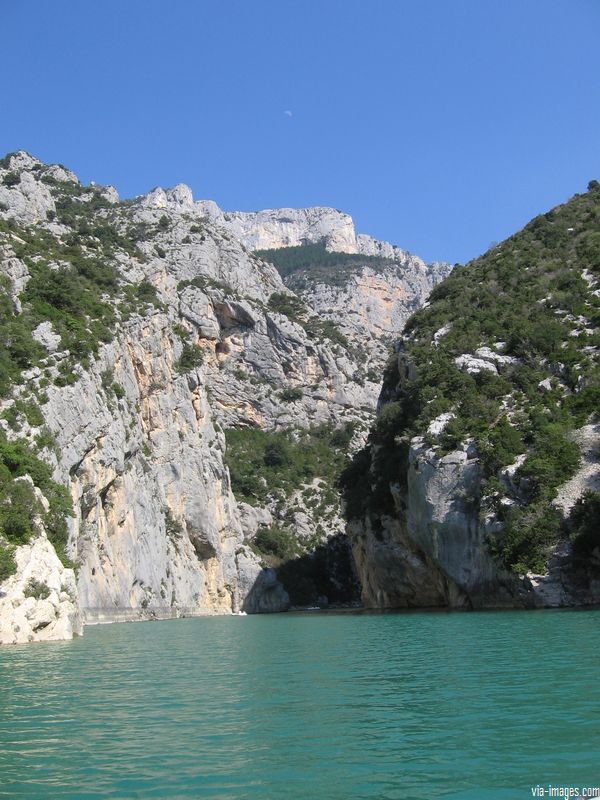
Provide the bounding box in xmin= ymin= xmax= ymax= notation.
xmin=1 ymin=609 xmax=599 ymax=798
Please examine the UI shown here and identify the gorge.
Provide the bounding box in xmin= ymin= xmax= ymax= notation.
xmin=0 ymin=152 xmax=599 ymax=645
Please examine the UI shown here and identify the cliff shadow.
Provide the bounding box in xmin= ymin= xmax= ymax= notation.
xmin=242 ymin=532 xmax=361 ymax=612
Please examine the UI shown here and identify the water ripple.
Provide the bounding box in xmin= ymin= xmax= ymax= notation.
xmin=1 ymin=609 xmax=599 ymax=798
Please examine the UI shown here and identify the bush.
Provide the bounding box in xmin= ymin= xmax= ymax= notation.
xmin=24 ymin=578 xmax=50 ymax=600
xmin=476 ymin=417 xmax=524 ymax=476
xmin=176 ymin=343 xmax=204 ymax=373
xmin=164 ymin=508 xmax=183 ymax=541
xmin=253 ymin=525 xmax=299 ymax=562
xmin=2 ymin=172 xmax=20 ymax=188
xmin=121 ymin=281 xmax=164 ymax=317
xmin=516 ymin=429 xmax=580 ymax=502
xmin=267 ymin=292 xmax=307 ymax=321
xmin=279 ymin=386 xmax=302 ymax=403
xmin=496 ymin=504 xmax=563 ymax=574
xmin=0 ymin=431 xmax=73 ymax=564
xmin=225 ymin=424 xmax=352 ymax=507
xmin=0 ymin=545 xmax=16 ymax=582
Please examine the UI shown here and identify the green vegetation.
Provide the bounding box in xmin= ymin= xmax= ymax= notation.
xmin=225 ymin=423 xmax=355 ymax=507
xmin=164 ymin=508 xmax=184 ymax=542
xmin=255 ymin=240 xmax=394 ymax=284
xmin=341 ymin=181 xmax=600 ymax=574
xmin=40 ymin=176 xmax=142 ymax=258
xmin=0 ymin=545 xmax=16 ymax=582
xmin=24 ymin=578 xmax=50 ymax=600
xmin=0 ymin=273 xmax=44 ymax=396
xmin=121 ymin=280 xmax=165 ymax=317
xmin=2 ymin=171 xmax=20 ymax=188
xmin=0 ymin=217 xmax=122 ymax=385
xmin=176 ymin=342 xmax=204 ymax=373
xmin=101 ymin=370 xmax=126 ymax=400
xmin=278 ymin=386 xmax=303 ymax=403
xmin=177 ymin=275 xmax=235 ymax=295
xmin=0 ymin=430 xmax=74 ymax=571
xmin=251 ymin=524 xmax=301 ymax=563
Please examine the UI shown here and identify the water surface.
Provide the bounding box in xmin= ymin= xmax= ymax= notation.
xmin=1 ymin=609 xmax=599 ymax=799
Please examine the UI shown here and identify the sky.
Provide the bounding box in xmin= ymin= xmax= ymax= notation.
xmin=2 ymin=0 xmax=599 ymax=264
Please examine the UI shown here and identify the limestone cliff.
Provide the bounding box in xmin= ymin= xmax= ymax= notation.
xmin=0 ymin=150 xmax=448 ymax=641
xmin=287 ymin=262 xmax=451 ymax=369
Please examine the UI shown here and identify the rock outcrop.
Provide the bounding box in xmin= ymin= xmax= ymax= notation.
xmin=197 ymin=205 xmax=362 ymax=254
xmin=348 ymin=435 xmax=525 ymax=610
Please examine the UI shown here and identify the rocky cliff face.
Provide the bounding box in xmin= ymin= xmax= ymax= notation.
xmin=199 ymin=202 xmax=442 ymax=261
xmin=287 ymin=262 xmax=451 ymax=369
xmin=204 ymin=202 xmax=451 ymax=369
xmin=344 ymin=183 xmax=600 ymax=610
xmin=198 ymin=204 xmax=361 ymax=254
xmin=350 ymin=418 xmax=600 ymax=610
xmin=0 ymin=151 xmax=449 ymax=641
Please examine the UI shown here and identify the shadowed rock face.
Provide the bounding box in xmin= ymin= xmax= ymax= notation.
xmin=348 ymin=435 xmax=525 ymax=611
xmin=0 ymin=151 xmax=451 ymax=639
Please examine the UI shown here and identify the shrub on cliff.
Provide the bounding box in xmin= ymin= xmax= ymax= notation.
xmin=252 ymin=525 xmax=300 ymax=563
xmin=0 ymin=431 xmax=73 ymax=566
xmin=176 ymin=342 xmax=204 ymax=373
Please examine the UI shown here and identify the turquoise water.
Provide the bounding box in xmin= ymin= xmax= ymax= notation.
xmin=1 ymin=610 xmax=599 ymax=799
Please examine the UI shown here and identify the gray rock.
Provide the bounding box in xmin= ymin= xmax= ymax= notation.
xmin=32 ymin=321 xmax=61 ymax=352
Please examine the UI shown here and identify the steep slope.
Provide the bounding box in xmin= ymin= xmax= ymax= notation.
xmin=0 ymin=151 xmax=447 ymax=641
xmin=342 ymin=181 xmax=600 ymax=609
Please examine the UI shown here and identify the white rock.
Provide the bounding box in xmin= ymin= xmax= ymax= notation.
xmin=166 ymin=184 xmax=194 ymax=207
xmin=433 ymin=323 xmax=452 ymax=345
xmin=455 ymin=354 xmax=498 ymax=374
xmin=32 ymin=321 xmax=61 ymax=352
xmin=427 ymin=412 xmax=455 ymax=436
xmin=0 ymin=531 xmax=83 ymax=645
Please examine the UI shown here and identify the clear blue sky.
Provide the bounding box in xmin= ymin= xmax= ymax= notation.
xmin=2 ymin=0 xmax=599 ymax=264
